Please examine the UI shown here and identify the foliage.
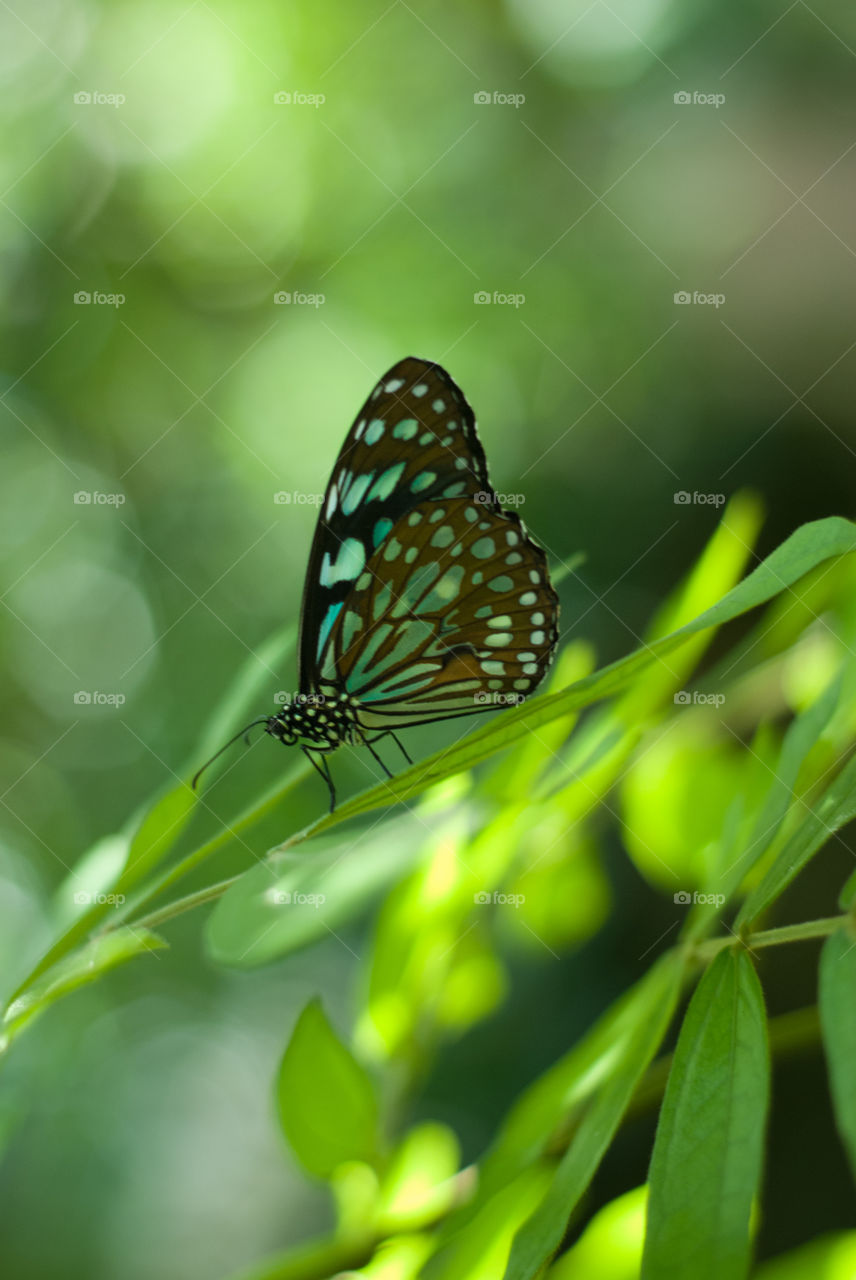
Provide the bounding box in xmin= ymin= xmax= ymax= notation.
xmin=4 ymin=505 xmax=856 ymax=1277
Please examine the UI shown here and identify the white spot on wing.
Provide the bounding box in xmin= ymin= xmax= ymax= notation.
xmin=320 ymin=538 xmax=366 ymax=586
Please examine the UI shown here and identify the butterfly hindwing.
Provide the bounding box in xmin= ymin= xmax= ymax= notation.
xmin=298 ymin=356 xmax=496 ymax=690
xmin=316 ymin=497 xmax=559 ymax=727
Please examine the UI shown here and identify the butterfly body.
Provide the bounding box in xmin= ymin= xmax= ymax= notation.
xmin=193 ymin=357 xmax=560 ymax=809
xmin=266 ymin=688 xmax=360 ymax=753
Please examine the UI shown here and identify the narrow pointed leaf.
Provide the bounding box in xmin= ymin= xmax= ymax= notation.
xmin=501 ymin=951 xmax=684 ymax=1280
xmin=819 ymin=925 xmax=856 ymax=1183
xmin=736 ymin=751 xmax=856 ymax=929
xmin=641 ymin=949 xmax=769 ymax=1280
xmin=2 ymin=927 xmax=166 ymax=1047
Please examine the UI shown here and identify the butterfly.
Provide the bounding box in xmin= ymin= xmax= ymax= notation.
xmin=194 ymin=357 xmax=559 ymax=809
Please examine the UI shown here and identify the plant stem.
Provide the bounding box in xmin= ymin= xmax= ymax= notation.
xmin=102 ymin=765 xmax=310 ymax=936
xmin=133 ymin=877 xmax=242 ymax=931
xmin=692 ymin=915 xmax=849 ymax=961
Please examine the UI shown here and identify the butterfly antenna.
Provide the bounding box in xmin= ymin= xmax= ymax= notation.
xmin=192 ymin=717 xmax=270 ymax=791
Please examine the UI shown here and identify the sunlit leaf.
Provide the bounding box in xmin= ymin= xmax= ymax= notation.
xmin=621 ymin=721 xmax=749 ymax=892
xmin=548 ymin=1184 xmax=647 ymax=1280
xmin=736 ymin=750 xmax=856 ymax=929
xmin=453 ymin=954 xmax=682 ymax=1234
xmin=378 ymin=1122 xmax=461 ymax=1231
xmin=507 ymin=834 xmax=609 ymax=951
xmin=641 ymin=949 xmax=769 ymax=1280
xmin=686 ymin=670 xmax=842 ymax=938
xmin=752 ymin=1230 xmax=856 ymax=1279
xmin=426 ymin=1166 xmax=554 ymax=1280
xmin=354 ymin=1234 xmax=435 ymax=1279
xmin=502 ymin=951 xmax=683 ymax=1279
xmin=276 ymin=999 xmax=379 ymax=1178
xmin=358 ymin=810 xmax=514 ymax=1063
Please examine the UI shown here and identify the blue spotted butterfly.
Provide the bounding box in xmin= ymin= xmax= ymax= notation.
xmin=194 ymin=357 xmax=559 ymax=808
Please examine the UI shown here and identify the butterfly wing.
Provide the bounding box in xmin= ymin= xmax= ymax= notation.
xmin=298 ymin=356 xmax=495 ymax=692
xmin=316 ymin=498 xmax=559 ymax=727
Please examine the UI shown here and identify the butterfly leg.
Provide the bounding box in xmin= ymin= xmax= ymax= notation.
xmin=303 ymin=747 xmax=336 ymax=813
xmin=357 ymin=731 xmax=395 ymax=781
xmin=388 ymin=731 xmax=413 ymax=766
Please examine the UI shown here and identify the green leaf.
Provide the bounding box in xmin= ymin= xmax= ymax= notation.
xmin=297 ymin=517 xmax=856 ymax=839
xmin=439 ymin=954 xmax=680 ymax=1241
xmin=752 ymin=1230 xmax=856 ymax=1279
xmin=619 ymin=491 xmax=763 ymax=719
xmin=685 ymin=670 xmax=842 ymax=939
xmin=736 ymin=750 xmax=856 ymax=929
xmin=378 ymin=1122 xmax=461 ymax=1230
xmin=500 ymin=951 xmax=684 ymax=1280
xmin=819 ymin=926 xmax=856 ymax=1183
xmin=206 ymin=818 xmax=422 ymax=968
xmin=118 ymin=780 xmax=198 ymax=890
xmin=427 ymin=1166 xmax=554 ymax=1280
xmin=1 ymin=927 xmax=166 ymax=1048
xmin=549 ymin=1184 xmax=647 ymax=1280
xmin=276 ymin=999 xmax=379 ymax=1178
xmin=838 ymin=866 xmax=856 ymax=909
xmin=641 ymin=949 xmax=769 ymax=1280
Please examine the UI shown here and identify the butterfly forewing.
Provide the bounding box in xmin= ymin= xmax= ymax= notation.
xmin=298 ymin=357 xmax=496 ymax=690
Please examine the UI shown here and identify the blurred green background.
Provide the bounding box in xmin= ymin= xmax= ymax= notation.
xmin=2 ymin=0 xmax=856 ymax=1276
